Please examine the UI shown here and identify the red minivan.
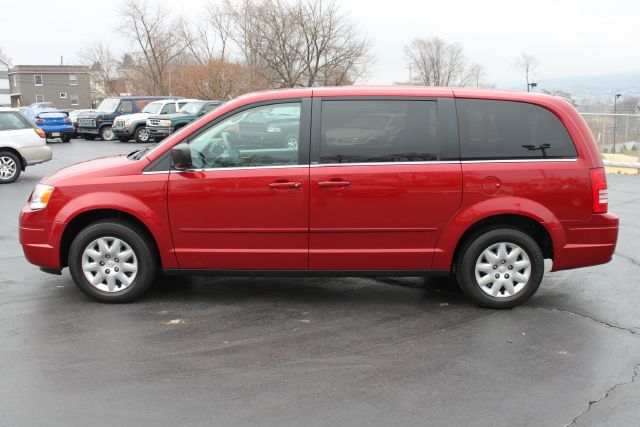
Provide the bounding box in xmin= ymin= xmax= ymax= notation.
xmin=19 ymin=87 xmax=619 ymax=308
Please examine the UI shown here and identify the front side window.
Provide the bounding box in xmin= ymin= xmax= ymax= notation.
xmin=161 ymin=103 xmax=176 ymax=114
xmin=319 ymin=100 xmax=438 ymax=163
xmin=0 ymin=112 xmax=32 ymax=130
xmin=187 ymin=102 xmax=301 ymax=169
xmin=457 ymin=99 xmax=578 ymax=160
xmin=34 ymin=75 xmax=43 ymax=86
xmin=120 ymin=100 xmax=134 ymax=113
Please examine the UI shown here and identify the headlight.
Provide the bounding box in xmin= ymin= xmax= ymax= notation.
xmin=123 ymin=119 xmax=133 ymax=126
xmin=159 ymin=120 xmax=172 ymax=127
xmin=30 ymin=184 xmax=55 ymax=210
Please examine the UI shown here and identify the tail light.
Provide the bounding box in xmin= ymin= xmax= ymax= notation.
xmin=64 ymin=118 xmax=71 ymax=122
xmin=590 ymin=168 xmax=608 ymax=214
xmin=34 ymin=128 xmax=45 ymax=138
xmin=34 ymin=118 xmax=45 ymax=123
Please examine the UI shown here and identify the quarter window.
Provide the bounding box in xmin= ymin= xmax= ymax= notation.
xmin=0 ymin=112 xmax=32 ymax=130
xmin=187 ymin=102 xmax=301 ymax=169
xmin=457 ymin=99 xmax=578 ymax=159
xmin=319 ymin=100 xmax=438 ymax=163
xmin=34 ymin=75 xmax=43 ymax=86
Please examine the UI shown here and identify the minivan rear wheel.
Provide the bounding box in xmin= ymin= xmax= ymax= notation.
xmin=455 ymin=228 xmax=544 ymax=309
xmin=68 ymin=219 xmax=157 ymax=303
xmin=0 ymin=151 xmax=21 ymax=184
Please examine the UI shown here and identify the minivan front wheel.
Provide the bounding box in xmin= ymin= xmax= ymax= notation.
xmin=68 ymin=220 xmax=157 ymax=303
xmin=456 ymin=228 xmax=544 ymax=309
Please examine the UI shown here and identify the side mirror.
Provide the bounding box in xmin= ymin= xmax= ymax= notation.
xmin=171 ymin=142 xmax=192 ymax=170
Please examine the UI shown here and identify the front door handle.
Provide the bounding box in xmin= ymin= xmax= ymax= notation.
xmin=268 ymin=181 xmax=302 ymax=190
xmin=317 ymin=180 xmax=351 ymax=188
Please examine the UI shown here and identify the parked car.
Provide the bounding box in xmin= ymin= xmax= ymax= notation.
xmin=228 ymin=104 xmax=301 ymax=149
xmin=29 ymin=102 xmax=57 ymax=111
xmin=69 ymin=109 xmax=96 ymax=138
xmin=112 ymin=98 xmax=193 ymax=143
xmin=77 ymin=96 xmax=174 ymax=141
xmin=33 ymin=110 xmax=76 ymax=142
xmin=0 ymin=107 xmax=52 ymax=183
xmin=19 ymin=87 xmax=618 ymax=307
xmin=146 ymin=100 xmax=222 ymax=141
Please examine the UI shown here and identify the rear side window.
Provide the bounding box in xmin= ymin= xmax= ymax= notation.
xmin=457 ymin=99 xmax=577 ymax=160
xmin=319 ymin=100 xmax=438 ymax=163
xmin=120 ymin=100 xmax=134 ymax=113
xmin=0 ymin=112 xmax=32 ymax=130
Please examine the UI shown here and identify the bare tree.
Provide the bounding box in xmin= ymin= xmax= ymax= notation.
xmin=118 ymin=0 xmax=183 ymax=94
xmin=177 ymin=5 xmax=232 ymax=66
xmin=77 ymin=42 xmax=121 ymax=97
xmin=222 ymin=0 xmax=371 ymax=88
xmin=404 ymin=37 xmax=483 ymax=87
xmin=513 ymin=52 xmax=539 ymax=90
xmin=0 ymin=47 xmax=10 ymax=64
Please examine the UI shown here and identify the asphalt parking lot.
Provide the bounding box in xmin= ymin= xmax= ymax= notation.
xmin=1 ymin=139 xmax=639 ymax=426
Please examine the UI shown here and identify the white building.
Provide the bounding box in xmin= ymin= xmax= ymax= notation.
xmin=0 ymin=58 xmax=10 ymax=106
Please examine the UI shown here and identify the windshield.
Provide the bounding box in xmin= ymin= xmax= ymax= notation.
xmin=96 ymin=98 xmax=120 ymax=113
xmin=179 ymin=102 xmax=205 ymax=115
xmin=142 ymin=102 xmax=163 ymax=114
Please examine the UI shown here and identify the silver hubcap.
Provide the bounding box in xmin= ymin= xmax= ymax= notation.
xmin=139 ymin=128 xmax=149 ymax=141
xmin=475 ymin=242 xmax=531 ymax=298
xmin=102 ymin=128 xmax=114 ymax=140
xmin=82 ymin=237 xmax=138 ymax=292
xmin=0 ymin=156 xmax=17 ymax=180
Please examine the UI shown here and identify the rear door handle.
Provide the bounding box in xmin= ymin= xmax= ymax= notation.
xmin=268 ymin=181 xmax=302 ymax=190
xmin=317 ymin=180 xmax=351 ymax=188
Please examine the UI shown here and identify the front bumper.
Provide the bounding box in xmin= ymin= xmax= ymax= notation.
xmin=147 ymin=126 xmax=172 ymax=139
xmin=553 ymin=213 xmax=620 ymax=271
xmin=77 ymin=127 xmax=100 ymax=135
xmin=113 ymin=126 xmax=135 ymax=137
xmin=19 ymin=207 xmax=65 ymax=270
xmin=17 ymin=145 xmax=52 ymax=166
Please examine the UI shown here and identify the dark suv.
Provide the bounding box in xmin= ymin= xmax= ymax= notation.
xmin=77 ymin=96 xmax=173 ymax=141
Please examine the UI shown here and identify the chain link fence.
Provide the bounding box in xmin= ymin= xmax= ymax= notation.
xmin=580 ymin=113 xmax=640 ymax=170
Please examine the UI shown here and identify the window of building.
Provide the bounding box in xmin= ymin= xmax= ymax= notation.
xmin=34 ymin=75 xmax=43 ymax=86
xmin=69 ymin=74 xmax=77 ymax=86
xmin=457 ymin=99 xmax=578 ymax=160
xmin=71 ymin=95 xmax=79 ymax=106
xmin=12 ymin=75 xmax=17 ymax=87
xmin=319 ymin=100 xmax=438 ymax=164
xmin=35 ymin=95 xmax=44 ymax=103
xmin=60 ymin=92 xmax=67 ymax=99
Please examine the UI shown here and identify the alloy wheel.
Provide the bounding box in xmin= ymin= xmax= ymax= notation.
xmin=0 ymin=156 xmax=17 ymax=181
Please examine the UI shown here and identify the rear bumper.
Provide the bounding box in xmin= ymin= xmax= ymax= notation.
xmin=17 ymin=145 xmax=52 ymax=166
xmin=553 ymin=213 xmax=619 ymax=271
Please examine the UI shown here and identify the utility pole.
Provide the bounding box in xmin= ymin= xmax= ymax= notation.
xmin=613 ymin=93 xmax=621 ymax=153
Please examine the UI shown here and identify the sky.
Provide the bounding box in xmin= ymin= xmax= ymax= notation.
xmin=1 ymin=0 xmax=639 ymax=87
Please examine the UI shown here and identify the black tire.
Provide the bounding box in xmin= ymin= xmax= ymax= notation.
xmin=68 ymin=219 xmax=158 ymax=303
xmin=0 ymin=151 xmax=22 ymax=184
xmin=61 ymin=135 xmax=72 ymax=143
xmin=100 ymin=126 xmax=115 ymax=141
xmin=84 ymin=134 xmax=96 ymax=140
xmin=455 ymin=227 xmax=544 ymax=309
xmin=134 ymin=126 xmax=151 ymax=143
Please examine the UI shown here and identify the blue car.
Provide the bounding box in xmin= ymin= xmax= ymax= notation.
xmin=33 ymin=110 xmax=75 ymax=142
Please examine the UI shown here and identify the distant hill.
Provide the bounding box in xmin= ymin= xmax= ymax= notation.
xmin=538 ymin=71 xmax=640 ymax=92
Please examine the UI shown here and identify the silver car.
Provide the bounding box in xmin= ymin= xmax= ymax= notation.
xmin=0 ymin=107 xmax=52 ymax=184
